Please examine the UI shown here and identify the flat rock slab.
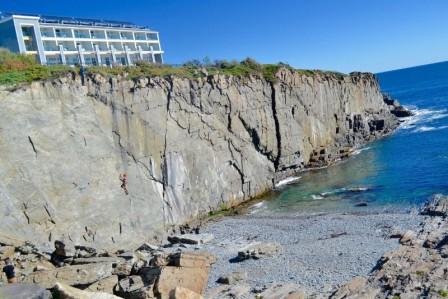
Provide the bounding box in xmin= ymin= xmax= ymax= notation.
xmin=55 ymin=282 xmax=122 ymax=299
xmin=0 ymin=283 xmax=52 ymax=299
xmin=72 ymin=256 xmax=124 ymax=265
xmin=24 ymin=262 xmax=113 ymax=288
xmin=155 ymin=266 xmax=210 ymax=297
xmin=168 ymin=234 xmax=214 ymax=245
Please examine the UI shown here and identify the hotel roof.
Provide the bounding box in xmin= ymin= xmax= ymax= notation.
xmin=0 ymin=12 xmax=149 ymax=30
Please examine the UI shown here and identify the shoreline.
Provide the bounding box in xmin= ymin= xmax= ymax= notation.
xmin=201 ymin=209 xmax=423 ymax=295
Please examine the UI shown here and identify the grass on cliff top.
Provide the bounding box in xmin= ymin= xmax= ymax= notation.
xmin=0 ymin=48 xmax=74 ymax=86
xmin=0 ymin=49 xmax=347 ymax=86
xmin=88 ymin=58 xmax=347 ymax=82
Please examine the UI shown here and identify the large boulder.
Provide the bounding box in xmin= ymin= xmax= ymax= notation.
xmin=54 ymin=282 xmax=121 ymax=299
xmin=24 ymin=262 xmax=113 ymax=288
xmin=155 ymin=266 xmax=209 ymax=298
xmin=0 ymin=283 xmax=52 ymax=299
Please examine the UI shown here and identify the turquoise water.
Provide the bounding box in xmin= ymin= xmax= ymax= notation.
xmin=256 ymin=61 xmax=448 ymax=214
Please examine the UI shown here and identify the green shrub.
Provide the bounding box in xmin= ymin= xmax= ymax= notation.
xmin=439 ymin=290 xmax=448 ymax=297
xmin=0 ymin=48 xmax=73 ymax=85
xmin=0 ymin=49 xmax=348 ymax=86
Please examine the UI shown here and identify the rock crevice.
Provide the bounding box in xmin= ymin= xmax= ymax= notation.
xmin=0 ymin=70 xmax=399 ymax=249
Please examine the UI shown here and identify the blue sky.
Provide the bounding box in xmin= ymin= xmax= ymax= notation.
xmin=2 ymin=0 xmax=448 ymax=73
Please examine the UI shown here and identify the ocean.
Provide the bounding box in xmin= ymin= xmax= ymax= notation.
xmin=254 ymin=61 xmax=448 ymax=214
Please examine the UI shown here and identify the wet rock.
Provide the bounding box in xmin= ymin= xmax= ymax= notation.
xmin=421 ymin=194 xmax=448 ymax=217
xmin=354 ymin=202 xmax=368 ymax=207
xmin=167 ymin=234 xmax=214 ymax=245
xmin=54 ymin=282 xmax=121 ymax=299
xmin=216 ymin=271 xmax=247 ymax=285
xmin=0 ymin=283 xmax=52 ymax=299
xmin=391 ymin=105 xmax=413 ymax=117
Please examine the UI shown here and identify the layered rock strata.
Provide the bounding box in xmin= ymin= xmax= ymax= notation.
xmin=0 ymin=69 xmax=399 ymax=249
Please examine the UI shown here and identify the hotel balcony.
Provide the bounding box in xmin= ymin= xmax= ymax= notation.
xmin=55 ymin=28 xmax=73 ymax=38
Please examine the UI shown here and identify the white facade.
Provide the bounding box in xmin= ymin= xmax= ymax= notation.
xmin=0 ymin=13 xmax=164 ymax=66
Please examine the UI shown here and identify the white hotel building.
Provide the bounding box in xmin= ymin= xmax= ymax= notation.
xmin=0 ymin=12 xmax=164 ymax=66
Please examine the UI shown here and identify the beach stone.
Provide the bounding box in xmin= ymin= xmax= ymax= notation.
xmin=54 ymin=282 xmax=121 ymax=299
xmin=24 ymin=262 xmax=113 ymax=288
xmin=237 ymin=242 xmax=281 ymax=261
xmin=0 ymin=283 xmax=52 ymax=299
xmin=421 ymin=194 xmax=448 ymax=217
xmin=399 ymin=230 xmax=416 ymax=245
xmin=207 ymin=284 xmax=251 ymax=299
xmin=216 ymin=271 xmax=247 ymax=285
xmin=170 ymin=287 xmax=204 ymax=299
xmin=257 ymin=283 xmax=307 ymax=299
xmin=137 ymin=243 xmax=160 ymax=252
xmin=168 ymin=233 xmax=214 ymax=245
xmin=112 ymin=261 xmax=133 ymax=276
xmin=116 ymin=275 xmax=145 ymax=293
xmin=86 ymin=275 xmax=118 ymax=294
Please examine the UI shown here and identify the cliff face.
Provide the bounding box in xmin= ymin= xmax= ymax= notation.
xmin=0 ymin=68 xmax=398 ymax=249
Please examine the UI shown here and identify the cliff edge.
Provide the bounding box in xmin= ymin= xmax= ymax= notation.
xmin=0 ymin=68 xmax=399 ymax=250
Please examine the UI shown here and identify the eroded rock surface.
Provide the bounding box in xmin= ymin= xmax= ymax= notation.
xmin=0 ymin=70 xmax=398 ymax=250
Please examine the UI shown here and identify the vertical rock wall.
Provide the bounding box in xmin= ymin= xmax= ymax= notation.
xmin=0 ymin=69 xmax=398 ymax=249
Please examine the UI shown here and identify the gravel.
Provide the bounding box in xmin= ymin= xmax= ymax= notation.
xmin=201 ymin=210 xmax=423 ymax=293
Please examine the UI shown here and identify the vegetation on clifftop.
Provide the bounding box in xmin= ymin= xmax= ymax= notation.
xmin=0 ymin=48 xmax=346 ymax=86
xmin=0 ymin=49 xmax=74 ymax=86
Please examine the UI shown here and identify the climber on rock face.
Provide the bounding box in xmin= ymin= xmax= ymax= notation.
xmin=119 ymin=173 xmax=129 ymax=195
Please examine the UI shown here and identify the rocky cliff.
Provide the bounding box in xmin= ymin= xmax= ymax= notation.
xmin=0 ymin=68 xmax=398 ymax=250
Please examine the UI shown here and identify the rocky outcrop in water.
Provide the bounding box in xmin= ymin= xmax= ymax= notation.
xmin=0 ymin=69 xmax=399 ymax=250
